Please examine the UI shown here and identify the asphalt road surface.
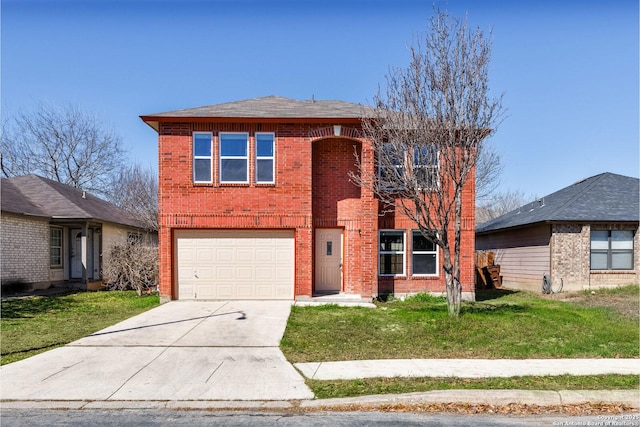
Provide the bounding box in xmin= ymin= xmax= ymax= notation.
xmin=2 ymin=409 xmax=640 ymax=427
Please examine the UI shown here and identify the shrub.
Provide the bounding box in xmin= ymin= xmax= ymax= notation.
xmin=102 ymin=237 xmax=158 ymax=296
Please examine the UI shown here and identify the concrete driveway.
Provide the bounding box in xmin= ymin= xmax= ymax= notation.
xmin=0 ymin=301 xmax=313 ymax=401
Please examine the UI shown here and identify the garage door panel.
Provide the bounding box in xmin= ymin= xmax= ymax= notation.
xmin=176 ymin=230 xmax=294 ymax=300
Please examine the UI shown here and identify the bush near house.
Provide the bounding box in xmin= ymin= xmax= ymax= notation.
xmin=102 ymin=237 xmax=158 ymax=296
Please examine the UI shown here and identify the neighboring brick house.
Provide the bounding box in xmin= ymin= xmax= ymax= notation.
xmin=141 ymin=96 xmax=476 ymax=302
xmin=476 ymin=173 xmax=639 ymax=292
xmin=1 ymin=175 xmax=155 ymax=293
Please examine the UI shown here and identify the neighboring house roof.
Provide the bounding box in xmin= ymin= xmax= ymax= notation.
xmin=476 ymin=172 xmax=640 ymax=234
xmin=140 ymin=95 xmax=371 ymax=130
xmin=1 ymin=174 xmax=145 ymax=229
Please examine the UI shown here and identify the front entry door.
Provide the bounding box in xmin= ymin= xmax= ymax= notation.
xmin=315 ymin=228 xmax=343 ymax=293
xmin=70 ymin=229 xmax=83 ymax=279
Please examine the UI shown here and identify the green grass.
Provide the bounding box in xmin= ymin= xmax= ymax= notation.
xmin=281 ymin=289 xmax=639 ymax=363
xmin=1 ymin=290 xmax=159 ymax=365
xmin=308 ymin=375 xmax=640 ymax=399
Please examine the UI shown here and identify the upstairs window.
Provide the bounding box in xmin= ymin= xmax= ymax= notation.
xmin=255 ymin=133 xmax=275 ymax=183
xmin=378 ymin=143 xmax=405 ymax=190
xmin=413 ymin=145 xmax=439 ymax=190
xmin=193 ymin=132 xmax=213 ymax=183
xmin=412 ymin=230 xmax=438 ymax=275
xmin=219 ymin=133 xmax=249 ymax=183
xmin=591 ymin=230 xmax=634 ymax=270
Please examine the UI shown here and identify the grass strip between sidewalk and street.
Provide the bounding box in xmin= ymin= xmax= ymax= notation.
xmin=307 ymin=374 xmax=640 ymax=399
xmin=1 ymin=290 xmax=159 ymax=365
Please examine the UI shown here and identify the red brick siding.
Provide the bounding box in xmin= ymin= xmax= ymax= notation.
xmin=157 ymin=120 xmax=476 ymax=300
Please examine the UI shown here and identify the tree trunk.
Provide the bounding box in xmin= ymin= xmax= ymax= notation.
xmin=442 ymin=249 xmax=462 ymax=317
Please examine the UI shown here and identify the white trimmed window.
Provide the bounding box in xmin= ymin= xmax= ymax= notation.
xmin=379 ymin=230 xmax=405 ymax=276
xmin=413 ymin=145 xmax=439 ymax=190
xmin=193 ymin=132 xmax=213 ymax=183
xmin=378 ymin=143 xmax=404 ymax=190
xmin=219 ymin=132 xmax=249 ymax=183
xmin=255 ymin=132 xmax=275 ymax=183
xmin=50 ymin=227 xmax=63 ymax=267
xmin=591 ymin=230 xmax=634 ymax=270
xmin=412 ymin=230 xmax=438 ymax=275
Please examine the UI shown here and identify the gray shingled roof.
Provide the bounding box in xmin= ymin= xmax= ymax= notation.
xmin=1 ymin=175 xmax=145 ymax=229
xmin=142 ymin=95 xmax=370 ymax=119
xmin=476 ymin=172 xmax=640 ymax=234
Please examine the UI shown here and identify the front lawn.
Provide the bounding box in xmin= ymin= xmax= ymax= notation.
xmin=281 ymin=287 xmax=640 ymax=363
xmin=1 ymin=290 xmax=159 ymax=365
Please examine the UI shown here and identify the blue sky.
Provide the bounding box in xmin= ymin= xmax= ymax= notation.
xmin=2 ymin=0 xmax=638 ymax=199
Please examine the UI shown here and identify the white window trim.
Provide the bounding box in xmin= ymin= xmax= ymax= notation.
xmin=413 ymin=145 xmax=439 ymax=191
xmin=378 ymin=143 xmax=405 ymax=191
xmin=193 ymin=132 xmax=213 ymax=184
xmin=219 ymin=132 xmax=249 ymax=184
xmin=255 ymin=132 xmax=275 ymax=184
xmin=411 ymin=230 xmax=439 ymax=277
xmin=378 ymin=230 xmax=406 ymax=276
xmin=590 ymin=229 xmax=634 ymax=271
xmin=50 ymin=226 xmax=63 ymax=268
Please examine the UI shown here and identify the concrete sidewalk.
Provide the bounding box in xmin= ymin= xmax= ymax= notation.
xmin=294 ymin=358 xmax=640 ymax=380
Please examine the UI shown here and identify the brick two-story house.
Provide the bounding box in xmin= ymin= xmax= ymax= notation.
xmin=141 ymin=96 xmax=476 ymax=302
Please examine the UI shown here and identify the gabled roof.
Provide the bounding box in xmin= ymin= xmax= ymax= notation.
xmin=140 ymin=95 xmax=371 ymax=131
xmin=1 ymin=174 xmax=145 ymax=229
xmin=476 ymin=173 xmax=640 ymax=234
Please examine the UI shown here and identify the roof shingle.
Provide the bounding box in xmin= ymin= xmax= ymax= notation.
xmin=476 ymin=172 xmax=640 ymax=233
xmin=1 ymin=175 xmax=145 ymax=229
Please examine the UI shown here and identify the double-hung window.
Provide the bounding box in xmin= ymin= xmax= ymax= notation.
xmin=50 ymin=227 xmax=62 ymax=267
xmin=219 ymin=133 xmax=249 ymax=183
xmin=412 ymin=230 xmax=438 ymax=275
xmin=193 ymin=132 xmax=213 ymax=183
xmin=378 ymin=143 xmax=404 ymax=190
xmin=590 ymin=230 xmax=634 ymax=270
xmin=255 ymin=133 xmax=275 ymax=183
xmin=413 ymin=144 xmax=438 ymax=189
xmin=379 ymin=230 xmax=405 ymax=276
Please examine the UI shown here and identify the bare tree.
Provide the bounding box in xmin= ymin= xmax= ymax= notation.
xmin=476 ymin=189 xmax=532 ymax=225
xmin=108 ymin=164 xmax=159 ymax=232
xmin=354 ymin=9 xmax=504 ymax=317
xmin=475 ymin=141 xmax=502 ymax=201
xmin=0 ymin=102 xmax=126 ymax=196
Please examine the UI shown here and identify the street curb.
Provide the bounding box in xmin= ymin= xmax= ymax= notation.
xmin=2 ymin=390 xmax=638 ymax=410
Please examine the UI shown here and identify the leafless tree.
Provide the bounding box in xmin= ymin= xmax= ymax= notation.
xmin=475 ymin=141 xmax=502 ymax=201
xmin=108 ymin=164 xmax=159 ymax=232
xmin=476 ymin=189 xmax=532 ymax=225
xmin=102 ymin=234 xmax=158 ymax=296
xmin=353 ymin=9 xmax=504 ymax=317
xmin=0 ymin=102 xmax=126 ymax=197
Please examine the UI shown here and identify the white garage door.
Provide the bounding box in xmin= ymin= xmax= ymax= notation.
xmin=175 ymin=230 xmax=295 ymax=300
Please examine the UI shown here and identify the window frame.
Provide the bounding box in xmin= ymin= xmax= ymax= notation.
xmin=412 ymin=144 xmax=439 ymax=190
xmin=411 ymin=230 xmax=438 ymax=276
xmin=192 ymin=132 xmax=213 ymax=184
xmin=378 ymin=230 xmax=406 ymax=276
xmin=50 ymin=227 xmax=63 ymax=268
xmin=255 ymin=132 xmax=275 ymax=184
xmin=219 ymin=132 xmax=249 ymax=184
xmin=590 ymin=229 xmax=634 ymax=271
xmin=378 ymin=143 xmax=405 ymax=191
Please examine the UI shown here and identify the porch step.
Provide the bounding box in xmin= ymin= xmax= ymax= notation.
xmin=295 ymin=293 xmax=376 ymax=308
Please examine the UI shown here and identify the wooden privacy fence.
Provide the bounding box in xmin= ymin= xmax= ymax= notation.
xmin=475 ymin=250 xmax=501 ymax=289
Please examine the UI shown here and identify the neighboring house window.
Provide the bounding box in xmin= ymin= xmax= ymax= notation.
xmin=379 ymin=230 xmax=405 ymax=276
xmin=412 ymin=230 xmax=438 ymax=275
xmin=590 ymin=230 xmax=634 ymax=270
xmin=255 ymin=132 xmax=275 ymax=183
xmin=128 ymin=232 xmax=143 ymax=244
xmin=219 ymin=132 xmax=249 ymax=183
xmin=413 ymin=145 xmax=439 ymax=190
xmin=50 ymin=227 xmax=63 ymax=267
xmin=193 ymin=132 xmax=213 ymax=183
